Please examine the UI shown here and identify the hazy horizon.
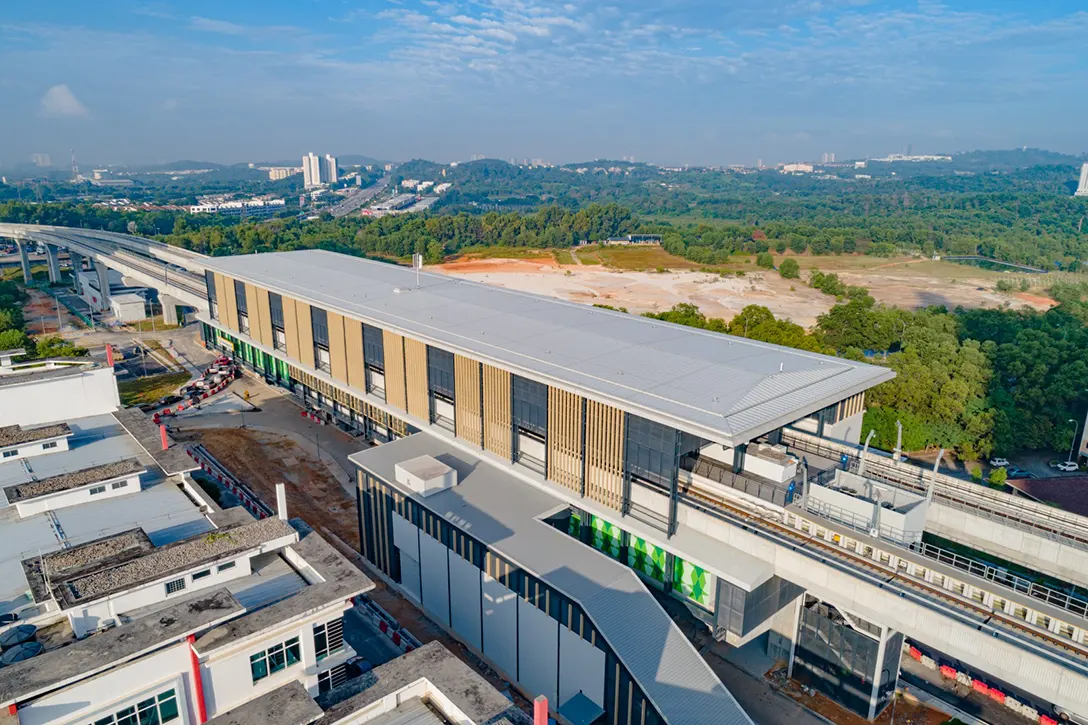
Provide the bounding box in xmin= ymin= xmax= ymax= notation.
xmin=2 ymin=1 xmax=1086 ymax=168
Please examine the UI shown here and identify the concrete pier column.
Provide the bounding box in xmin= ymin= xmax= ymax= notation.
xmin=69 ymin=252 xmax=85 ymax=294
xmin=161 ymin=294 xmax=180 ymax=325
xmin=93 ymin=259 xmax=111 ymax=310
xmin=45 ymin=244 xmax=62 ymax=284
xmin=15 ymin=241 xmax=32 ymax=284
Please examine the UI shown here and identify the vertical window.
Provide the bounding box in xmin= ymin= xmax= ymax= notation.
xmin=313 ymin=618 xmax=344 ymax=661
xmin=624 ymin=414 xmax=679 ymax=491
xmin=235 ymin=281 xmax=250 ymax=334
xmin=363 ymin=323 xmax=385 ymax=398
xmin=427 ymin=346 xmax=456 ymax=431
xmin=317 ymin=664 xmax=348 ymax=694
xmin=205 ymin=271 xmax=218 ymax=320
xmin=164 ymin=578 xmax=186 ymax=594
xmin=512 ymin=375 xmax=548 ymax=473
xmin=269 ymin=293 xmax=287 ymax=351
xmin=311 ymin=307 xmax=330 ymax=372
xmin=363 ymin=323 xmax=384 ymax=371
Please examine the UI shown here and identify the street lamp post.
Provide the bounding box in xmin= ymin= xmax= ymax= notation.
xmin=1068 ymin=418 xmax=1078 ymax=464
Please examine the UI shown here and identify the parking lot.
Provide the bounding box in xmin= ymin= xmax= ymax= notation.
xmin=113 ymin=344 xmax=171 ymax=379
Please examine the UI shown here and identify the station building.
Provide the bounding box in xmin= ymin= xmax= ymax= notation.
xmin=197 ymin=250 xmax=901 ymax=725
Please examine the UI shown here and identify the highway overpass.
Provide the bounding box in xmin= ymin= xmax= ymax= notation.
xmin=0 ymin=223 xmax=209 ymax=316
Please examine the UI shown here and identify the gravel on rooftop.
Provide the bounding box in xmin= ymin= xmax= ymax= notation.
xmin=4 ymin=458 xmax=145 ymax=502
xmin=59 ymin=517 xmax=297 ymax=605
xmin=0 ymin=422 xmax=72 ymax=449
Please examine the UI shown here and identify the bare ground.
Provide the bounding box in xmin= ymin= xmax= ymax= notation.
xmin=432 ymin=257 xmax=1054 ymax=328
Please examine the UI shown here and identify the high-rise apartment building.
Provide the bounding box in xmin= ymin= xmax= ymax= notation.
xmin=302 ymin=153 xmax=339 ymax=187
xmin=1076 ymin=163 xmax=1088 ymax=197
xmin=302 ymin=153 xmax=322 ymax=188
xmin=324 ymin=154 xmax=339 ymax=184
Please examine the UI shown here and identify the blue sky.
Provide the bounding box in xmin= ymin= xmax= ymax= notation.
xmin=1 ymin=0 xmax=1086 ymax=166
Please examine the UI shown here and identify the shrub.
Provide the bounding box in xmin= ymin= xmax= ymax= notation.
xmin=779 ymin=258 xmax=801 ymax=279
xmin=756 ymin=252 xmax=775 ymax=269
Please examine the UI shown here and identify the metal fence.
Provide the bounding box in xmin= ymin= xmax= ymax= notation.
xmin=681 ymin=454 xmax=796 ymax=507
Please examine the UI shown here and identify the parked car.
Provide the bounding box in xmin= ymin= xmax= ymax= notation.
xmin=1051 ymin=460 xmax=1079 ymax=472
xmin=989 ymin=457 xmax=1010 ymax=468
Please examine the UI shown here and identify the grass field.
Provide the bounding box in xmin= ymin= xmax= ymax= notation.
xmin=454 ymin=245 xmax=553 ymax=260
xmin=118 ymin=371 xmax=190 ymax=406
xmin=552 ymin=249 xmax=575 ymax=265
xmin=572 ymin=244 xmax=702 ymax=271
xmin=129 ymin=315 xmax=180 ymax=332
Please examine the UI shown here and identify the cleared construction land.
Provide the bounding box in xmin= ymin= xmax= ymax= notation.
xmin=434 ymin=248 xmax=1055 ymax=328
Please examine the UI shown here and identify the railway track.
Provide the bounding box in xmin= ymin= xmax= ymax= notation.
xmin=678 ymin=479 xmax=1088 ymax=665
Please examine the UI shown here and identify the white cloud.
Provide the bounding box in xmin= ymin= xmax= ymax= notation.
xmin=40 ymin=84 xmax=88 ymax=118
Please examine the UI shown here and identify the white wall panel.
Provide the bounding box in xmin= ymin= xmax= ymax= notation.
xmin=559 ymin=625 xmax=606 ymax=709
xmin=448 ymin=551 xmax=482 ymax=651
xmin=399 ymin=550 xmax=422 ymax=603
xmin=482 ymin=574 xmax=518 ymax=678
xmin=419 ymin=533 xmax=450 ymax=626
xmin=392 ymin=512 xmax=418 ymax=560
xmin=517 ymin=598 xmax=558 ymax=707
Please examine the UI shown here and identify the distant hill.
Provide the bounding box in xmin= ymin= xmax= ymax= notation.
xmin=949 ymin=148 xmax=1085 ymax=171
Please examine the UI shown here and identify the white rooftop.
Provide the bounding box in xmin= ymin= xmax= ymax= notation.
xmin=0 ymin=414 xmax=212 ymax=616
xmin=203 ymin=250 xmax=894 ymax=445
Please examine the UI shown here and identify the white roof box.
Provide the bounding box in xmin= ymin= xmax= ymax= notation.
xmin=395 ymin=455 xmax=457 ymax=497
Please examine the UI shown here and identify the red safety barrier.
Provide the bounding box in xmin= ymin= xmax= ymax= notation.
xmin=1040 ymin=717 xmax=1058 ymax=725
xmin=939 ymin=665 xmax=957 ymax=679
xmin=989 ymin=690 xmax=1006 ymax=704
xmin=379 ymin=620 xmax=388 ymax=633
xmin=392 ymin=631 xmax=401 ymax=646
xmin=908 ymin=647 xmax=922 ymax=660
xmin=971 ymin=680 xmax=990 ymax=695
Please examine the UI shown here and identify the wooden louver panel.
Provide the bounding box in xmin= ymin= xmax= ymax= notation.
xmin=327 ymin=311 xmax=348 ymax=384
xmin=344 ymin=319 xmax=366 ymax=391
xmin=220 ymin=275 xmax=239 ymax=333
xmin=383 ymin=330 xmax=407 ymax=411
xmin=254 ymin=286 xmax=273 ymax=348
xmin=584 ymin=400 xmax=624 ymax=510
xmin=547 ymin=388 xmax=584 ymax=494
xmin=213 ymin=273 xmax=231 ymax=330
xmin=482 ymin=364 xmax=511 ymax=460
xmin=404 ymin=338 xmax=429 ymax=419
xmin=295 ymin=300 xmax=315 ymax=369
xmin=454 ymin=355 xmax=482 ymax=447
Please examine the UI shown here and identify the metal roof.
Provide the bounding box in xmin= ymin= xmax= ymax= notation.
xmin=203 ymin=250 xmax=893 ymax=445
xmin=350 ymin=434 xmax=755 ymax=725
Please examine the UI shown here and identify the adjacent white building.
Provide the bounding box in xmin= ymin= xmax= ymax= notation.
xmin=1076 ymin=163 xmax=1088 ymax=198
xmin=0 ymin=346 xmax=526 ymax=725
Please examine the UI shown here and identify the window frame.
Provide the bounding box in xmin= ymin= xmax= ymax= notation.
xmin=89 ymin=485 xmax=106 ymax=495
xmin=250 ymin=636 xmax=302 ymax=683
xmin=313 ymin=618 xmax=344 ymax=661
xmin=42 ymin=441 xmax=58 ymax=450
xmin=164 ymin=578 xmax=186 ymax=595
xmin=2 ymin=449 xmax=18 ymax=458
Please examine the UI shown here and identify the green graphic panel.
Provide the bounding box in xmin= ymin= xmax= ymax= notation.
xmin=568 ymin=511 xmax=582 ymax=540
xmin=589 ymin=515 xmax=623 ymax=559
xmin=627 ymin=536 xmax=667 ymax=588
xmin=673 ymin=557 xmax=715 ymax=610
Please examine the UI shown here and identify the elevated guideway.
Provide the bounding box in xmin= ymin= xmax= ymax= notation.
xmin=0 ymin=223 xmax=209 ymax=311
xmin=782 ymin=428 xmax=1088 ymax=589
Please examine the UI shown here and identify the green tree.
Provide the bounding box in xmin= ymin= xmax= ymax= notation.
xmin=778 ymin=258 xmax=800 ymax=279
xmin=756 ymin=252 xmax=774 ymax=269
xmin=988 ymin=466 xmax=1008 ymax=486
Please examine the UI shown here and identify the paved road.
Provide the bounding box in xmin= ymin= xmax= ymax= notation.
xmin=343 ymin=604 xmax=403 ymax=668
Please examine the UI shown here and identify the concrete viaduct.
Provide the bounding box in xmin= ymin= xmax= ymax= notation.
xmin=0 ymin=223 xmax=210 ymax=323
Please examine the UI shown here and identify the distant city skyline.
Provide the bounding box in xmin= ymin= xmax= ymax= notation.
xmin=1 ymin=1 xmax=1086 ymax=167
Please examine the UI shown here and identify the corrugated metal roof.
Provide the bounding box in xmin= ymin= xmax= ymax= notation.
xmin=350 ymin=434 xmax=755 ymax=725
xmin=203 ymin=251 xmax=893 ymax=445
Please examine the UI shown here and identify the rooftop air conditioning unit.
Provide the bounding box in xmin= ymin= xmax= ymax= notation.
xmin=395 ymin=455 xmax=457 ymax=497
